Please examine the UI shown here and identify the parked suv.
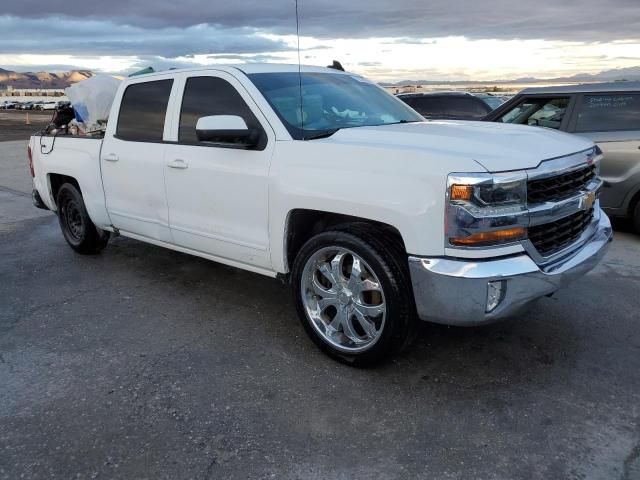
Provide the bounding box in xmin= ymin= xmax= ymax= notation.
xmin=485 ymin=82 xmax=640 ymax=232
xmin=397 ymin=92 xmax=493 ymax=120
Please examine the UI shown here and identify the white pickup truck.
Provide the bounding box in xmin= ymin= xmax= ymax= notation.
xmin=29 ymin=64 xmax=612 ymax=365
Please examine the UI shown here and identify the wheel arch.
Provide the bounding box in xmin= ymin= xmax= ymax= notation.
xmin=47 ymin=173 xmax=81 ymax=210
xmin=282 ymin=208 xmax=407 ymax=274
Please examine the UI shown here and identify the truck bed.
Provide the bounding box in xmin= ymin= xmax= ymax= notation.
xmin=30 ymin=134 xmax=110 ymax=229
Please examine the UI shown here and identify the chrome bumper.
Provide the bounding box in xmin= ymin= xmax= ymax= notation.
xmin=408 ymin=212 xmax=613 ymax=326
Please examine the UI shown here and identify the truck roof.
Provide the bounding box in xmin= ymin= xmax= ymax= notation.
xmin=125 ymin=63 xmax=349 ymax=81
xmin=520 ymin=81 xmax=640 ymax=94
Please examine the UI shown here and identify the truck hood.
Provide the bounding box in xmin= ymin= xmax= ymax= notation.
xmin=324 ymin=120 xmax=594 ymax=172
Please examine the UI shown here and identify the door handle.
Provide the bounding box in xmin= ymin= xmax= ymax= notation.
xmin=103 ymin=153 xmax=119 ymax=162
xmin=167 ymin=159 xmax=188 ymax=169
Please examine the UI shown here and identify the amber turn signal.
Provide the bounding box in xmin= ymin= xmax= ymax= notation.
xmin=450 ymin=184 xmax=473 ymax=201
xmin=450 ymin=227 xmax=526 ymax=246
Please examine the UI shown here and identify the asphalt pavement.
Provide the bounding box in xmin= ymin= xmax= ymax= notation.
xmin=1 ymin=139 xmax=639 ymax=479
xmin=0 ymin=111 xmax=51 ymax=142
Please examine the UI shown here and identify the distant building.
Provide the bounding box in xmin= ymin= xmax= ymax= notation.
xmin=383 ymin=85 xmax=423 ymax=95
xmin=0 ymin=86 xmax=65 ymax=97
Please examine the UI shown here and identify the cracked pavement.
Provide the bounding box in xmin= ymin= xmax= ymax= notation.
xmin=1 ymin=139 xmax=640 ymax=479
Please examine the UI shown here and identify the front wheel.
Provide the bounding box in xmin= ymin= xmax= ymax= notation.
xmin=291 ymin=225 xmax=416 ymax=366
xmin=57 ymin=183 xmax=109 ymax=254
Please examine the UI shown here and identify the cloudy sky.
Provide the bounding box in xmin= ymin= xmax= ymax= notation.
xmin=1 ymin=0 xmax=639 ymax=82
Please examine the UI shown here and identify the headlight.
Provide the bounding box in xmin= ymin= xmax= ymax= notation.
xmin=446 ymin=172 xmax=528 ymax=247
xmin=449 ymin=174 xmax=526 ymax=208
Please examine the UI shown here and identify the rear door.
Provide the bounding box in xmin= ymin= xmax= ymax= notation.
xmin=101 ymin=76 xmax=175 ymax=242
xmin=567 ymin=92 xmax=640 ymax=212
xmin=162 ymin=71 xmax=275 ymax=269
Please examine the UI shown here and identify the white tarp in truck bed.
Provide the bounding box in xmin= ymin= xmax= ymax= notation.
xmin=65 ymin=75 xmax=121 ymax=131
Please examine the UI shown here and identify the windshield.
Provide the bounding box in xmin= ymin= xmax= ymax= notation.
xmin=247 ymin=72 xmax=423 ymax=139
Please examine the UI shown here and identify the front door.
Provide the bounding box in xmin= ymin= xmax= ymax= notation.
xmin=163 ymin=72 xmax=274 ymax=269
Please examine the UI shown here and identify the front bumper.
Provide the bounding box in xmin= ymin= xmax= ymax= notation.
xmin=408 ymin=212 xmax=613 ymax=326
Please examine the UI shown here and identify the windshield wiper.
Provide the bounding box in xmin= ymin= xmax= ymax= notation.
xmin=303 ymin=128 xmax=340 ymax=140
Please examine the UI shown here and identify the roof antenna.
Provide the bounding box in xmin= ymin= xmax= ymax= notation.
xmin=295 ymin=0 xmax=304 ymax=135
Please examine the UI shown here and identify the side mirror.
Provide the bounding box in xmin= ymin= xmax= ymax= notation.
xmin=195 ymin=115 xmax=258 ymax=147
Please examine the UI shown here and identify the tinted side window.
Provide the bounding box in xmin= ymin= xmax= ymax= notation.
xmin=441 ymin=97 xmax=490 ymax=118
xmin=116 ymin=80 xmax=173 ymax=142
xmin=410 ymin=97 xmax=444 ymax=116
xmin=399 ymin=97 xmax=415 ymax=108
xmin=179 ymin=76 xmax=264 ymax=146
xmin=575 ymin=94 xmax=640 ymax=132
xmin=411 ymin=96 xmax=489 ymax=118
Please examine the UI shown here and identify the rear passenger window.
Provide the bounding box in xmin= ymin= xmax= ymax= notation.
xmin=575 ymin=94 xmax=640 ymax=132
xmin=179 ymin=76 xmax=264 ymax=146
xmin=441 ymin=98 xmax=490 ymax=118
xmin=410 ymin=96 xmax=489 ymax=118
xmin=410 ymin=97 xmax=445 ymax=116
xmin=116 ymin=80 xmax=173 ymax=142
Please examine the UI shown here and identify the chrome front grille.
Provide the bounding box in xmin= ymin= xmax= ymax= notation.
xmin=527 ymin=164 xmax=597 ymax=204
xmin=528 ymin=208 xmax=594 ymax=257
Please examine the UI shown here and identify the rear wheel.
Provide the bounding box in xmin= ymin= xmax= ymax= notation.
xmin=291 ymin=225 xmax=415 ymax=366
xmin=57 ymin=183 xmax=109 ymax=254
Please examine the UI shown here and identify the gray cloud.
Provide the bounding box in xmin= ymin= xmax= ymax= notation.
xmin=2 ymin=0 xmax=640 ymax=42
xmin=1 ymin=0 xmax=639 ymax=76
xmin=381 ymin=38 xmax=438 ymax=45
xmin=0 ymin=16 xmax=292 ymax=57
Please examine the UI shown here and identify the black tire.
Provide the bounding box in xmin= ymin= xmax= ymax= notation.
xmin=633 ymin=199 xmax=640 ymax=235
xmin=57 ymin=183 xmax=109 ymax=254
xmin=291 ymin=223 xmax=416 ymax=366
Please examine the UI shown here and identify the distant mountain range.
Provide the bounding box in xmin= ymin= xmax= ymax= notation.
xmin=1 ymin=64 xmax=639 ymax=89
xmin=380 ymin=66 xmax=640 ymax=86
xmin=0 ymin=69 xmax=93 ymax=90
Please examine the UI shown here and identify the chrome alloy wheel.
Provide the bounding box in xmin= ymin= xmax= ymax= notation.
xmin=300 ymin=247 xmax=386 ymax=353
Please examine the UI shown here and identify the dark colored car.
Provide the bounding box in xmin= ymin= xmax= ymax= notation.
xmin=485 ymin=82 xmax=640 ymax=231
xmin=397 ymin=92 xmax=493 ymax=120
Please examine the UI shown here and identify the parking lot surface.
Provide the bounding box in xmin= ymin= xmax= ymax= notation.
xmin=0 ymin=111 xmax=51 ymax=142
xmin=1 ymin=137 xmax=640 ymax=479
